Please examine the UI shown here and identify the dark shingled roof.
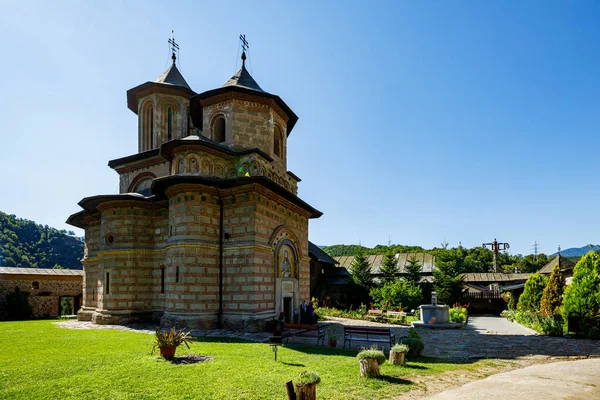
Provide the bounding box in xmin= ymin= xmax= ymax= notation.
xmin=155 ymin=63 xmax=192 ymax=91
xmin=538 ymin=255 xmax=576 ymax=275
xmin=308 ymin=242 xmax=337 ymax=265
xmin=222 ymin=65 xmax=264 ymax=92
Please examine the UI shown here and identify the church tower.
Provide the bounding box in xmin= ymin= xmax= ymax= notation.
xmin=67 ymin=35 xmax=321 ymax=331
xmin=127 ymin=32 xmax=196 ymax=152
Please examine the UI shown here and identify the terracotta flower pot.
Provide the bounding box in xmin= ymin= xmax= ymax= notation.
xmin=159 ymin=346 xmax=177 ymax=359
xmin=328 ymin=340 xmax=337 ymax=348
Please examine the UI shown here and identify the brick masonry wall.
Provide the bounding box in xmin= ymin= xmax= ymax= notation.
xmin=0 ymin=275 xmax=82 ymax=318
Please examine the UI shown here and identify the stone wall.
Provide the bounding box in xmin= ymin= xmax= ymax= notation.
xmin=0 ymin=274 xmax=82 ymax=319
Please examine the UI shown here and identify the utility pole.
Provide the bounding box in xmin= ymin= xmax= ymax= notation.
xmin=483 ymin=238 xmax=510 ymax=273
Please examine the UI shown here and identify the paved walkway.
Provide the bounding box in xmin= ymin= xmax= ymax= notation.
xmin=56 ymin=316 xmax=600 ymax=360
xmin=429 ymin=358 xmax=600 ymax=399
xmin=465 ymin=315 xmax=534 ymax=335
xmin=417 ymin=315 xmax=600 ymax=359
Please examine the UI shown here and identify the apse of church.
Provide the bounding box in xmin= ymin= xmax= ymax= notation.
xmin=67 ymin=35 xmax=322 ymax=331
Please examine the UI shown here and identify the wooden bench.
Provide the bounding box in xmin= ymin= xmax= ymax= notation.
xmin=283 ymin=323 xmax=325 ymax=346
xmin=385 ymin=311 xmax=407 ymax=323
xmin=343 ymin=326 xmax=395 ymax=349
xmin=365 ymin=309 xmax=384 ymax=320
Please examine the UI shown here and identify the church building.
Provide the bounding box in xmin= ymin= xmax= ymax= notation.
xmin=67 ymin=37 xmax=322 ymax=331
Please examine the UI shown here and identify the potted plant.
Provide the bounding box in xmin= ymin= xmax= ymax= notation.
xmin=295 ymin=371 xmax=320 ymax=400
xmin=152 ymin=327 xmax=193 ymax=359
xmin=326 ymin=325 xmax=339 ymax=348
xmin=357 ymin=346 xmax=386 ymax=378
xmin=389 ymin=343 xmax=409 ymax=365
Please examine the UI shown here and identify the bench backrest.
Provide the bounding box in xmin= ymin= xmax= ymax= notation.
xmin=284 ymin=323 xmax=319 ymax=330
xmin=367 ymin=309 xmax=383 ymax=315
xmin=344 ymin=327 xmax=390 ymax=335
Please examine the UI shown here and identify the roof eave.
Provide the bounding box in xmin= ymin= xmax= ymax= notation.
xmin=126 ymin=82 xmax=196 ymax=114
xmin=190 ymin=86 xmax=298 ymax=135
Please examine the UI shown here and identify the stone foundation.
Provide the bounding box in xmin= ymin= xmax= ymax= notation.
xmin=91 ymin=310 xmax=161 ymax=325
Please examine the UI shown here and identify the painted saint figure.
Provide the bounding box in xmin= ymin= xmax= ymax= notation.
xmin=281 ymin=249 xmax=292 ymax=277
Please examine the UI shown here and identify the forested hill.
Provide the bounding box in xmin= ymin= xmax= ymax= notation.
xmin=324 ymin=244 xmax=426 ymax=257
xmin=0 ymin=211 xmax=84 ymax=270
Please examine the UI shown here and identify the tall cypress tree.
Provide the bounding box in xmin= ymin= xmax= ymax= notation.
xmin=517 ymin=272 xmax=548 ymax=311
xmin=540 ymin=264 xmax=566 ymax=317
xmin=349 ymin=248 xmax=373 ymax=288
xmin=379 ymin=252 xmax=398 ymax=284
xmin=405 ymin=255 xmax=422 ymax=285
xmin=562 ymin=252 xmax=600 ymax=319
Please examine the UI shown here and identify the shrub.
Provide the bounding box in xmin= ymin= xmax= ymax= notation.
xmin=370 ymin=279 xmax=422 ymax=311
xmin=399 ymin=337 xmax=424 ymax=357
xmin=449 ymin=307 xmax=468 ymax=323
xmin=391 ymin=343 xmax=409 ymax=353
xmin=501 ymin=309 xmax=562 ymax=336
xmin=501 ymin=292 xmax=516 ymax=310
xmin=517 ymin=272 xmax=548 ymax=311
xmin=408 ymin=327 xmax=421 ymax=339
xmin=357 ymin=347 xmax=386 ymax=365
xmin=296 ymin=371 xmax=321 ymax=386
xmin=5 ymin=287 xmax=33 ymax=320
xmin=540 ymin=264 xmax=566 ymax=317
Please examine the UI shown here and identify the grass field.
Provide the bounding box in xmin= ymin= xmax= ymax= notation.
xmin=0 ymin=320 xmax=498 ymax=399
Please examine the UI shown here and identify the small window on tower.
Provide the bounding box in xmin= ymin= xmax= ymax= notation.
xmin=167 ymin=107 xmax=173 ymax=140
xmin=212 ymin=116 xmax=226 ymax=143
xmin=274 ymin=126 xmax=283 ymax=158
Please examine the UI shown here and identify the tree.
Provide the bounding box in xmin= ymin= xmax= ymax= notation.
xmin=348 ymin=248 xmax=373 ymax=288
xmin=433 ymin=249 xmax=464 ymax=305
xmin=517 ymin=272 xmax=548 ymax=311
xmin=405 ymin=255 xmax=421 ymax=285
xmin=370 ymin=279 xmax=422 ymax=311
xmin=562 ymin=252 xmax=600 ymax=319
xmin=379 ymin=252 xmax=398 ymax=284
xmin=540 ymin=264 xmax=566 ymax=317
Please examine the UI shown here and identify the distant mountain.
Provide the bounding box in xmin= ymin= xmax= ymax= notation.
xmin=0 ymin=211 xmax=84 ymax=270
xmin=550 ymin=245 xmax=600 ymax=258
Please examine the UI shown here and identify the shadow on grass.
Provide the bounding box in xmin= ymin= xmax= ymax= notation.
xmin=281 ymin=361 xmax=306 ymax=367
xmin=372 ymin=375 xmax=413 ymax=385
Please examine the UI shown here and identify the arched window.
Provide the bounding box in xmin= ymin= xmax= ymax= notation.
xmin=142 ymin=102 xmax=154 ymax=150
xmin=175 ymin=266 xmax=180 ymax=283
xmin=133 ymin=178 xmax=153 ymax=195
xmin=167 ymin=107 xmax=173 ymax=141
xmin=212 ymin=116 xmax=226 ymax=143
xmin=177 ymin=159 xmax=184 ymax=174
xmin=274 ymin=126 xmax=283 ymax=158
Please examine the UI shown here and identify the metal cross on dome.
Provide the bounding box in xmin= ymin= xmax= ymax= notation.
xmin=168 ymin=30 xmax=179 ymax=64
xmin=239 ymin=34 xmax=249 ymax=52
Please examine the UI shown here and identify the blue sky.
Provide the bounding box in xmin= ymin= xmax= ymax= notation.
xmin=1 ymin=1 xmax=599 ymax=255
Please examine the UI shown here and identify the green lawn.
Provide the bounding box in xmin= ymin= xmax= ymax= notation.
xmin=1 ymin=320 xmax=493 ymax=399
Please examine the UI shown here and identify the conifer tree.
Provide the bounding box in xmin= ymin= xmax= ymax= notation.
xmin=379 ymin=252 xmax=398 ymax=284
xmin=433 ymin=251 xmax=464 ymax=305
xmin=349 ymin=248 xmax=373 ymax=288
xmin=405 ymin=255 xmax=422 ymax=285
xmin=562 ymin=252 xmax=600 ymax=319
xmin=517 ymin=272 xmax=548 ymax=311
xmin=540 ymin=264 xmax=566 ymax=317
